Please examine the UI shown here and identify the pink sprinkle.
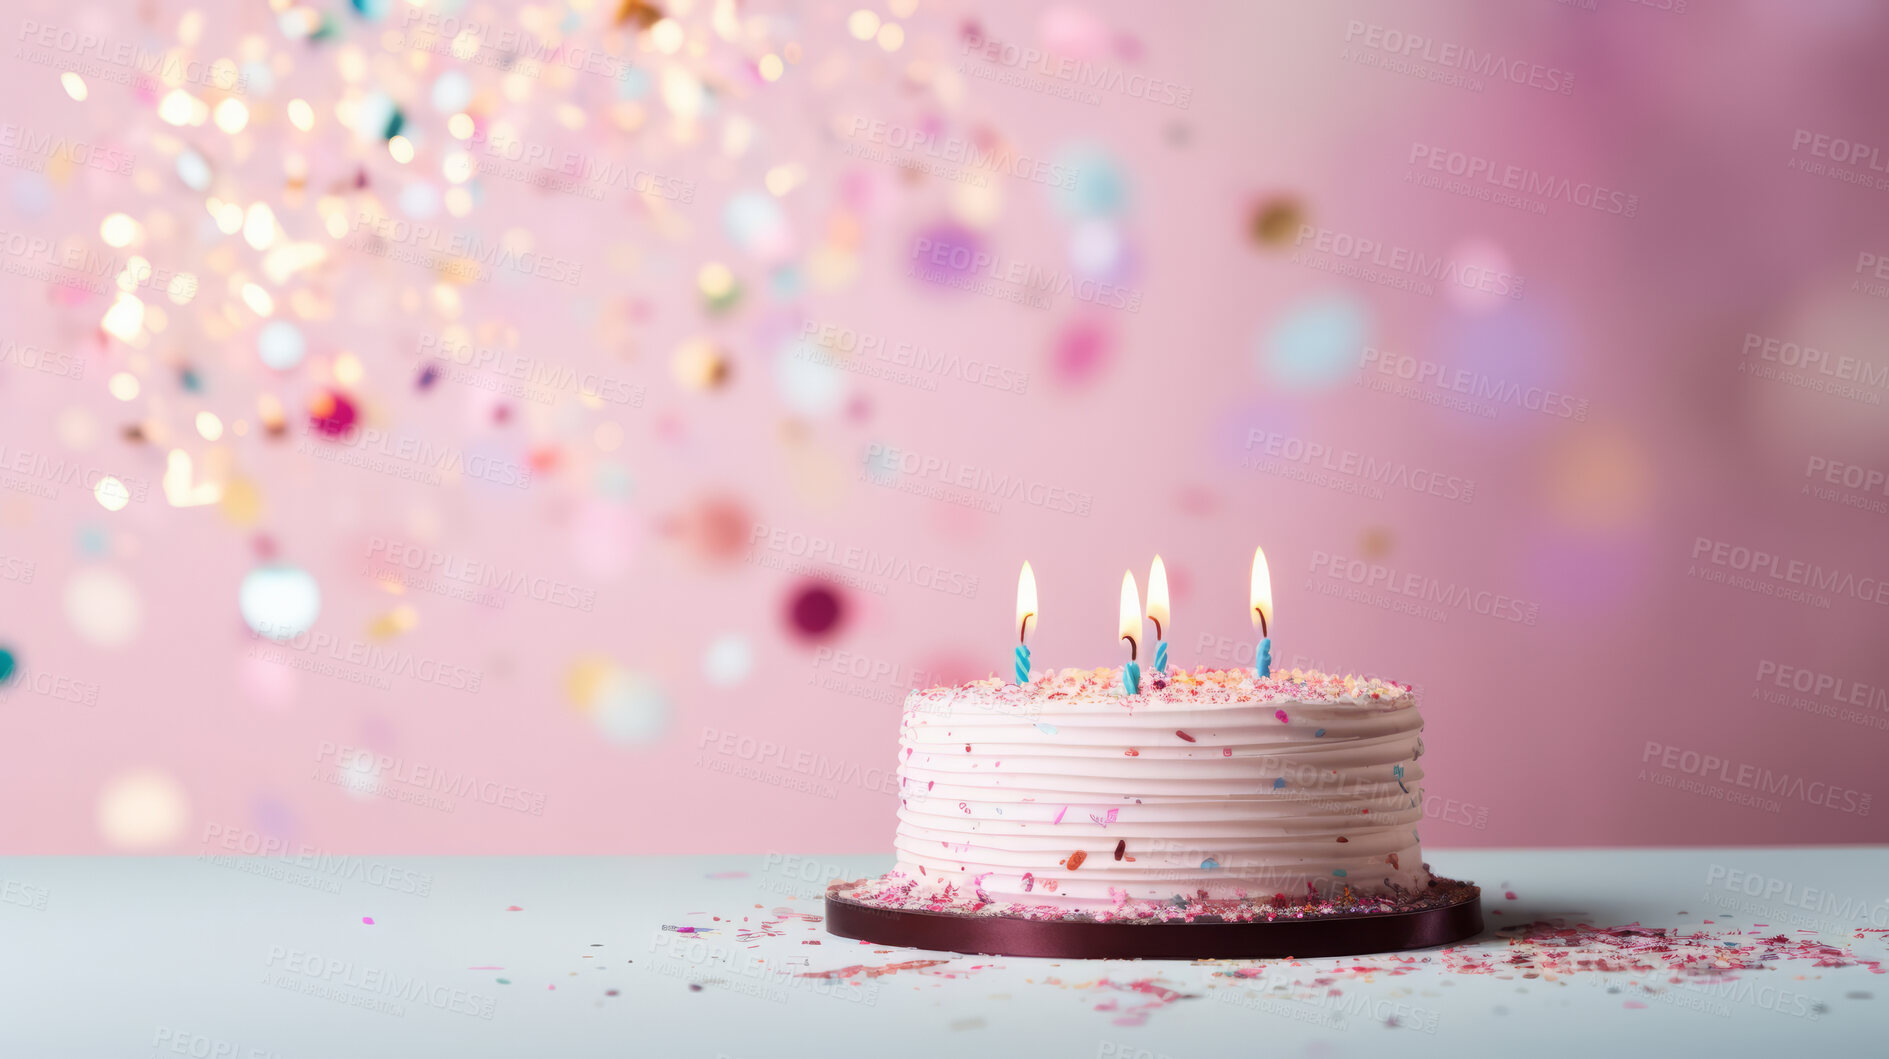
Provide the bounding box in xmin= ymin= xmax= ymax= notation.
xmin=1053 ymin=806 xmax=1068 ymax=824
xmin=506 ymin=905 xmax=523 ymax=911
xmin=1505 ymin=891 xmax=1518 ymax=900
xmin=1274 ymin=710 xmax=1289 ymax=723
xmin=1623 ymin=1000 xmax=1646 ymax=1009
xmin=361 ymin=917 xmax=374 ymax=925
xmin=1222 ymin=748 xmax=1232 ymax=757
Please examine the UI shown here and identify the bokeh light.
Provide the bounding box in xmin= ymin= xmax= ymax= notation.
xmin=1262 ymin=295 xmax=1369 ymax=391
xmin=785 ymin=582 xmax=847 ymax=642
xmin=239 ymin=565 xmax=322 ymax=641
xmin=63 ymin=567 xmax=142 ymax=647
xmin=97 ymin=771 xmax=188 ymax=849
xmin=703 ymin=634 xmax=754 ymax=686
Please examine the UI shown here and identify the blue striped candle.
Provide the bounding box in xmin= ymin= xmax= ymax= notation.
xmin=1014 ymin=643 xmax=1031 ymax=684
xmin=1153 ymin=639 xmax=1167 ymax=675
xmin=1255 ymin=637 xmax=1271 ymax=679
xmin=1123 ymin=659 xmax=1141 ymax=695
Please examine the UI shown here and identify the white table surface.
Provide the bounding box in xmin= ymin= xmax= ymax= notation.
xmin=1 ymin=848 xmax=1883 ymax=1057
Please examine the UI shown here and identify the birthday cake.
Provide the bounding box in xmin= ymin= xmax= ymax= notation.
xmin=846 ymin=665 xmax=1446 ymax=922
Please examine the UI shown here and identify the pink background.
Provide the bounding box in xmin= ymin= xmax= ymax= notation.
xmin=1 ymin=0 xmax=1885 ymax=854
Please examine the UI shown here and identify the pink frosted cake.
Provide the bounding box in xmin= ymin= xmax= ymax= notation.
xmin=848 ymin=666 xmax=1451 ymax=922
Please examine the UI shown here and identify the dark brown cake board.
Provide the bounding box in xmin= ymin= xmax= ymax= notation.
xmin=825 ymin=879 xmax=1483 ymax=960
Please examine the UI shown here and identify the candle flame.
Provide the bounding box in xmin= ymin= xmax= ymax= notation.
xmin=1146 ymin=555 xmax=1169 ymax=641
xmin=1250 ymin=545 xmax=1273 ymax=638
xmin=1118 ymin=570 xmax=1141 ymax=660
xmin=1016 ymin=561 xmax=1037 ymax=643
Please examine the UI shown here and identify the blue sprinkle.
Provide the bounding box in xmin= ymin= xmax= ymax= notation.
xmin=1332 ymin=869 xmax=1348 ymax=877
xmin=1200 ymin=858 xmax=1219 ymax=870
xmin=1035 ymin=723 xmax=1058 ymax=734
xmin=1272 ymin=778 xmax=1285 ymax=790
xmin=1314 ymin=728 xmax=1326 ymax=738
xmin=1393 ymin=765 xmax=1405 ymax=779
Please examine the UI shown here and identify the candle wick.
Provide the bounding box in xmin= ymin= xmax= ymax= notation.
xmin=1148 ymin=616 xmax=1163 ymax=642
xmin=1019 ymin=613 xmax=1034 ymax=644
xmin=1254 ymin=608 xmax=1268 ymax=639
xmin=1121 ymin=634 xmax=1137 ymax=661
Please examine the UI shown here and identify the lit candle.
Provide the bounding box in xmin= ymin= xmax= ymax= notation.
xmin=1014 ymin=561 xmax=1037 ymax=684
xmin=1147 ymin=556 xmax=1170 ymax=675
xmin=1251 ymin=545 xmax=1273 ymax=679
xmin=1119 ymin=570 xmax=1142 ymax=695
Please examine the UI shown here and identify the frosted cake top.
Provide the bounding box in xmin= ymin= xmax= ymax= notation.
xmin=906 ymin=666 xmax=1414 ymax=713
